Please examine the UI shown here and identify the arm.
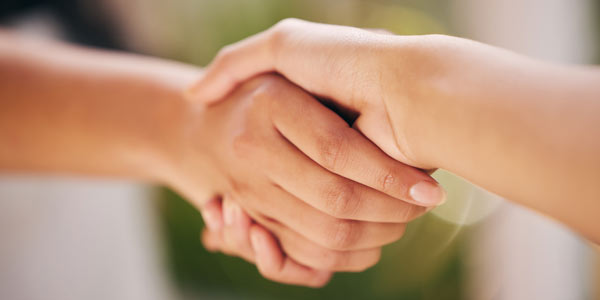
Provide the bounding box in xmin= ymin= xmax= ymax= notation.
xmin=190 ymin=19 xmax=600 ymax=243
xmin=398 ymin=36 xmax=600 ymax=242
xmin=0 ymin=30 xmax=197 ymax=182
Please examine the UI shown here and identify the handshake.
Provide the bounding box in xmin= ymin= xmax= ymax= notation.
xmin=175 ymin=19 xmax=449 ymax=287
xmin=169 ymin=19 xmax=600 ymax=287
xmin=3 ymin=17 xmax=598 ymax=290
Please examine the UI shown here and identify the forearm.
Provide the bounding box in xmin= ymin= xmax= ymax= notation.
xmin=0 ymin=31 xmax=199 ymax=182
xmin=396 ymin=36 xmax=600 ymax=240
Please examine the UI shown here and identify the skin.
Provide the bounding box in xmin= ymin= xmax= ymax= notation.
xmin=0 ymin=30 xmax=445 ymax=287
xmin=190 ymin=19 xmax=600 ymax=247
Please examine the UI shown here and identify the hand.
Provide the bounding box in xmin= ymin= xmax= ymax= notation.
xmin=167 ymin=75 xmax=444 ymax=277
xmin=187 ymin=19 xmax=441 ymax=169
xmin=200 ymin=196 xmax=333 ymax=287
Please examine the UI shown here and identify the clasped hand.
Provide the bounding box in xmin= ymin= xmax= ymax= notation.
xmin=178 ymin=20 xmax=447 ymax=286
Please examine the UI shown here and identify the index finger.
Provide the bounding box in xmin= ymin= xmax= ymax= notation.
xmin=269 ymin=80 xmax=444 ymax=206
xmin=187 ymin=27 xmax=275 ymax=103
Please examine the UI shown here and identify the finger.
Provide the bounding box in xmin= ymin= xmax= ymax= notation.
xmin=266 ymin=136 xmax=428 ymax=222
xmin=250 ymin=213 xmax=382 ymax=272
xmin=254 ymin=119 xmax=427 ymax=223
xmin=200 ymin=196 xmax=224 ymax=231
xmin=187 ymin=19 xmax=385 ymax=105
xmin=222 ymin=196 xmax=254 ymax=262
xmin=201 ymin=202 xmax=334 ymax=287
xmin=269 ymin=80 xmax=445 ymax=206
xmin=206 ymin=218 xmax=332 ymax=287
xmin=187 ymin=29 xmax=274 ymax=104
xmin=203 ymin=224 xmax=257 ymax=264
xmin=241 ymin=184 xmax=412 ymax=251
xmin=201 ymin=228 xmax=222 ymax=252
xmin=250 ymin=225 xmax=333 ymax=287
xmin=200 ymin=198 xmax=256 ymax=263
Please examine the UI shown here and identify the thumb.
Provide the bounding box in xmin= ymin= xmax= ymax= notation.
xmin=186 ymin=18 xmax=385 ymax=109
xmin=185 ymin=29 xmax=275 ymax=104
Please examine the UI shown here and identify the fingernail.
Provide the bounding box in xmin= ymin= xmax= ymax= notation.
xmin=223 ymin=201 xmax=234 ymax=226
xmin=409 ymin=181 xmax=446 ymax=205
xmin=203 ymin=209 xmax=222 ymax=231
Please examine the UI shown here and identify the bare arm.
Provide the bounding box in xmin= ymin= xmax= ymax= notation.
xmin=0 ymin=30 xmax=198 ymax=181
xmin=394 ymin=36 xmax=600 ymax=242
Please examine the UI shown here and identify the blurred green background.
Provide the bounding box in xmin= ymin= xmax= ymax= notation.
xmin=0 ymin=0 xmax=597 ymax=299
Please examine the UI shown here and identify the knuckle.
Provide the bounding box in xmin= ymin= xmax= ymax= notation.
xmin=248 ymin=77 xmax=284 ymax=108
xmin=323 ymin=181 xmax=360 ymax=218
xmin=377 ymin=169 xmax=397 ymax=194
xmin=269 ymin=18 xmax=302 ymax=53
xmin=317 ymin=131 xmax=348 ymax=171
xmin=275 ymin=18 xmax=303 ymax=30
xmin=325 ymin=219 xmax=360 ymax=250
xmin=272 ymin=18 xmax=301 ymax=38
xmin=231 ymin=129 xmax=258 ymax=159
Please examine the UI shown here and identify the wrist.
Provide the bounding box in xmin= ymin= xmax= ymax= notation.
xmin=125 ymin=63 xmax=204 ymax=186
xmin=380 ymin=35 xmax=452 ymax=169
xmin=147 ymin=69 xmax=227 ymax=203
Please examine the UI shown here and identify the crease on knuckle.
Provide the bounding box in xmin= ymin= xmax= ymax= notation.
xmin=326 ymin=219 xmax=360 ymax=250
xmin=377 ymin=169 xmax=396 ymax=194
xmin=317 ymin=131 xmax=348 ymax=171
xmin=323 ymin=181 xmax=360 ymax=219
